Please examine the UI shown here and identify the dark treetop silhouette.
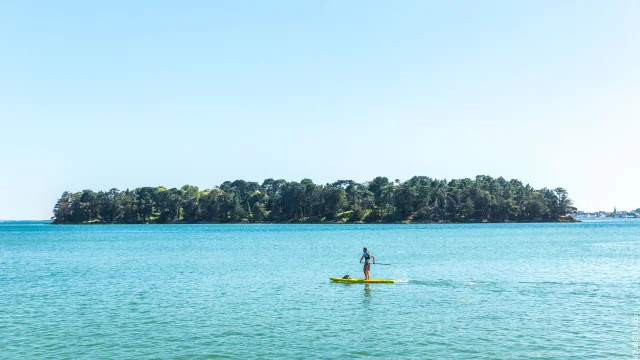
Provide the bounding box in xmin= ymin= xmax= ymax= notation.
xmin=52 ymin=176 xmax=576 ymax=224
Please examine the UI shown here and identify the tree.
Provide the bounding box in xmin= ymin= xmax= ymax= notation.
xmin=52 ymin=191 xmax=74 ymax=224
xmin=51 ymin=176 xmax=577 ymax=224
xmin=181 ymin=185 xmax=200 ymax=222
xmin=554 ymin=187 xmax=576 ymax=216
xmin=322 ymin=186 xmax=346 ymax=220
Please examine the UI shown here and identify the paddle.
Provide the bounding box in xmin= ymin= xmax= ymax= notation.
xmin=374 ymin=263 xmax=393 ymax=266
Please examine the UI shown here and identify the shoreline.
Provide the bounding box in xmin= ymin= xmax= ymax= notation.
xmin=51 ymin=218 xmax=581 ymax=225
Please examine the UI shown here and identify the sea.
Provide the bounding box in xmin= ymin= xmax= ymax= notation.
xmin=1 ymin=220 xmax=639 ymax=359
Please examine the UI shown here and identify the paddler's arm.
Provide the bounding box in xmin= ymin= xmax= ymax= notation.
xmin=371 ymin=254 xmax=375 ymax=264
xmin=360 ymin=255 xmax=364 ymax=264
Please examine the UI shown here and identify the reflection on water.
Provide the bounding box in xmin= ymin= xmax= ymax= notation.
xmin=363 ymin=283 xmax=371 ymax=307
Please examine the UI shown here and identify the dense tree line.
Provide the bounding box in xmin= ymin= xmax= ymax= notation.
xmin=52 ymin=176 xmax=576 ymax=224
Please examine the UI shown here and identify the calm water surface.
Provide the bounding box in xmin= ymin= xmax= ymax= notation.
xmin=1 ymin=221 xmax=639 ymax=359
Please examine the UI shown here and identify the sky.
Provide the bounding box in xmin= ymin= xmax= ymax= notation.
xmin=1 ymin=1 xmax=638 ymax=219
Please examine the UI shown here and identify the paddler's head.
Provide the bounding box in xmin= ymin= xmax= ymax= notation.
xmin=363 ymin=247 xmax=368 ymax=253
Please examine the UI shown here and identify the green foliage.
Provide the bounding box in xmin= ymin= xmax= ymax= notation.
xmin=336 ymin=210 xmax=353 ymax=223
xmin=51 ymin=176 xmax=576 ymax=224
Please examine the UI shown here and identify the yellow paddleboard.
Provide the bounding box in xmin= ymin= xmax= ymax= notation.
xmin=330 ymin=277 xmax=395 ymax=284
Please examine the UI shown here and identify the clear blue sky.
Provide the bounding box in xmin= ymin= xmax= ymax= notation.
xmin=1 ymin=1 xmax=638 ymax=219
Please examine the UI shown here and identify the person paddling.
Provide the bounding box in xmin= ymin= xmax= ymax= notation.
xmin=360 ymin=247 xmax=375 ymax=280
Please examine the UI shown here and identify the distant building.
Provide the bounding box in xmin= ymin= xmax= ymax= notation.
xmin=575 ymin=208 xmax=640 ymax=219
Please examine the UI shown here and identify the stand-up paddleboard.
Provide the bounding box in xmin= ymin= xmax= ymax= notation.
xmin=330 ymin=277 xmax=395 ymax=284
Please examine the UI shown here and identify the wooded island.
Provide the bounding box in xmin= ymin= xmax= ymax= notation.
xmin=52 ymin=176 xmax=576 ymax=224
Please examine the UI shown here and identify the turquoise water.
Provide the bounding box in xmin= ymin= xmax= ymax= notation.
xmin=1 ymin=221 xmax=639 ymax=359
